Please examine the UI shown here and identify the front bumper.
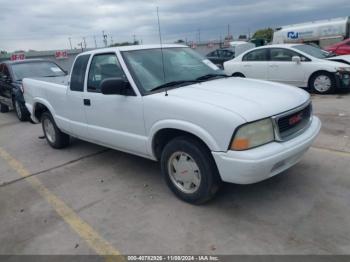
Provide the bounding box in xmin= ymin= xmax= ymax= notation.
xmin=335 ymin=72 xmax=350 ymax=89
xmin=212 ymin=116 xmax=321 ymax=184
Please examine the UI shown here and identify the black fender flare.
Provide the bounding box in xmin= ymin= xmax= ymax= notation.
xmin=11 ymin=86 xmax=25 ymax=103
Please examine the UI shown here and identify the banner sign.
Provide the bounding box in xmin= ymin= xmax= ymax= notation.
xmin=55 ymin=50 xmax=68 ymax=59
xmin=11 ymin=53 xmax=25 ymax=61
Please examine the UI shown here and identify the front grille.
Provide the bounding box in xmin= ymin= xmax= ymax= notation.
xmin=275 ymin=103 xmax=312 ymax=141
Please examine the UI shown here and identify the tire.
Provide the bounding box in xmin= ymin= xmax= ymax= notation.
xmin=161 ymin=136 xmax=221 ymax=204
xmin=13 ymin=98 xmax=29 ymax=121
xmin=0 ymin=103 xmax=9 ymax=113
xmin=309 ymin=72 xmax=336 ymax=94
xmin=41 ymin=111 xmax=70 ymax=149
xmin=232 ymin=73 xmax=245 ymax=78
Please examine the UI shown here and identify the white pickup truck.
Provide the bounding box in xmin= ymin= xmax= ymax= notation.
xmin=24 ymin=44 xmax=321 ymax=204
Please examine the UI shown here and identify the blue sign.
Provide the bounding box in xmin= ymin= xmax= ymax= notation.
xmin=287 ymin=31 xmax=299 ymax=39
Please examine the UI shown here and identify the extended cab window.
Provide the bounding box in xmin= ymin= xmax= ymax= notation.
xmin=243 ymin=49 xmax=268 ymax=61
xmin=88 ymin=54 xmax=126 ymax=93
xmin=70 ymin=54 xmax=90 ymax=92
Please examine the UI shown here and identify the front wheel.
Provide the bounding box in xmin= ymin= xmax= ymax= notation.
xmin=41 ymin=111 xmax=70 ymax=149
xmin=161 ymin=137 xmax=221 ymax=204
xmin=13 ymin=98 xmax=29 ymax=121
xmin=309 ymin=72 xmax=336 ymax=94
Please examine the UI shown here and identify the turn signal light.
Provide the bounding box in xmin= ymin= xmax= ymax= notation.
xmin=231 ymin=138 xmax=249 ymax=150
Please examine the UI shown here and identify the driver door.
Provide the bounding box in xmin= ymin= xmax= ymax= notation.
xmin=83 ymin=53 xmax=147 ymax=156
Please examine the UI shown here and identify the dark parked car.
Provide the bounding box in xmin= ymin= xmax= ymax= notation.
xmin=0 ymin=59 xmax=66 ymax=121
xmin=206 ymin=48 xmax=235 ymax=68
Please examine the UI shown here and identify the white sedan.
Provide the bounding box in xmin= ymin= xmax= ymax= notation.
xmin=224 ymin=44 xmax=350 ymax=94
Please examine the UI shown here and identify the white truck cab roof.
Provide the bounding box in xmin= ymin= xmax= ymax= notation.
xmin=79 ymin=44 xmax=188 ymax=56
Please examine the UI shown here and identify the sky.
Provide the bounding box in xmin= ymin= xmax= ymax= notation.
xmin=0 ymin=0 xmax=349 ymax=52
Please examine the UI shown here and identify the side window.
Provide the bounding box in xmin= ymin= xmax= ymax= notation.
xmin=70 ymin=54 xmax=90 ymax=92
xmin=208 ymin=51 xmax=218 ymax=57
xmin=243 ymin=49 xmax=268 ymax=61
xmin=270 ymin=48 xmax=299 ymax=61
xmin=87 ymin=54 xmax=126 ymax=93
xmin=217 ymin=50 xmax=224 ymax=57
xmin=223 ymin=50 xmax=234 ymax=58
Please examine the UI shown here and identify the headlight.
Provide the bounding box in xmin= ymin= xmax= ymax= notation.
xmin=337 ymin=67 xmax=350 ymax=73
xmin=231 ymin=118 xmax=274 ymax=150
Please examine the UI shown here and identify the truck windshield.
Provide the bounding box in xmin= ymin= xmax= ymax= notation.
xmin=122 ymin=47 xmax=224 ymax=93
xmin=11 ymin=61 xmax=66 ymax=81
xmin=292 ymin=44 xmax=332 ymax=59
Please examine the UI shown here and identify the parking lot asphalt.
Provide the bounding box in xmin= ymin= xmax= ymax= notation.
xmin=0 ymin=93 xmax=350 ymax=255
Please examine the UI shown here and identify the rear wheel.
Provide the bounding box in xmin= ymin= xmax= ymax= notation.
xmin=309 ymin=72 xmax=336 ymax=94
xmin=161 ymin=137 xmax=221 ymax=204
xmin=13 ymin=98 xmax=29 ymax=121
xmin=0 ymin=103 xmax=9 ymax=113
xmin=41 ymin=111 xmax=70 ymax=149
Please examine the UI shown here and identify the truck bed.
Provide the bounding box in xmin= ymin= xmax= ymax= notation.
xmin=23 ymin=76 xmax=69 ymax=123
xmin=29 ymin=75 xmax=69 ymax=86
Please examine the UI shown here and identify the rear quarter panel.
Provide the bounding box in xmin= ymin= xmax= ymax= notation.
xmin=23 ymin=78 xmax=68 ymax=125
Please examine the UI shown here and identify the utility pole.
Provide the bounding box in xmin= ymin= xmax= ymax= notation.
xmin=78 ymin=42 xmax=83 ymax=52
xmin=102 ymin=31 xmax=108 ymax=47
xmin=110 ymin=36 xmax=114 ymax=46
xmin=82 ymin=37 xmax=87 ymax=49
xmin=132 ymin=34 xmax=136 ymax=44
xmin=68 ymin=37 xmax=72 ymax=50
xmin=93 ymin=35 xmax=97 ymax=48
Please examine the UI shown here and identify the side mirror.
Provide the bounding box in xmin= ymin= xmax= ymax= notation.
xmin=100 ymin=78 xmax=133 ymax=96
xmin=292 ymin=56 xmax=301 ymax=64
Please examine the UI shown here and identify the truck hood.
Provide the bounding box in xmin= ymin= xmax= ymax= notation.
xmin=167 ymin=77 xmax=310 ymax=122
xmin=326 ymin=55 xmax=350 ymax=65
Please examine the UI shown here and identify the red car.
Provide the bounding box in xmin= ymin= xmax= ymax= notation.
xmin=325 ymin=38 xmax=350 ymax=55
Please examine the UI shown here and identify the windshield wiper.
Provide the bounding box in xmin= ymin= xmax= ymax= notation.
xmin=325 ymin=53 xmax=337 ymax=58
xmin=196 ymin=73 xmax=228 ymax=81
xmin=43 ymin=75 xmax=63 ymax=77
xmin=149 ymin=74 xmax=229 ymax=93
xmin=150 ymin=80 xmax=200 ymax=92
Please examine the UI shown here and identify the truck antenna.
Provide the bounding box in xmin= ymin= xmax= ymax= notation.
xmin=157 ymin=6 xmax=168 ymax=96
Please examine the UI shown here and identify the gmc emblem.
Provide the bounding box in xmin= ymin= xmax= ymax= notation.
xmin=289 ymin=113 xmax=303 ymax=126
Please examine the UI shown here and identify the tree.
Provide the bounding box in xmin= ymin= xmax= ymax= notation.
xmin=253 ymin=28 xmax=274 ymax=43
xmin=175 ymin=39 xmax=185 ymax=44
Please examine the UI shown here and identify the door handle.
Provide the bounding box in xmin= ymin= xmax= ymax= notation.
xmin=83 ymin=99 xmax=91 ymax=106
